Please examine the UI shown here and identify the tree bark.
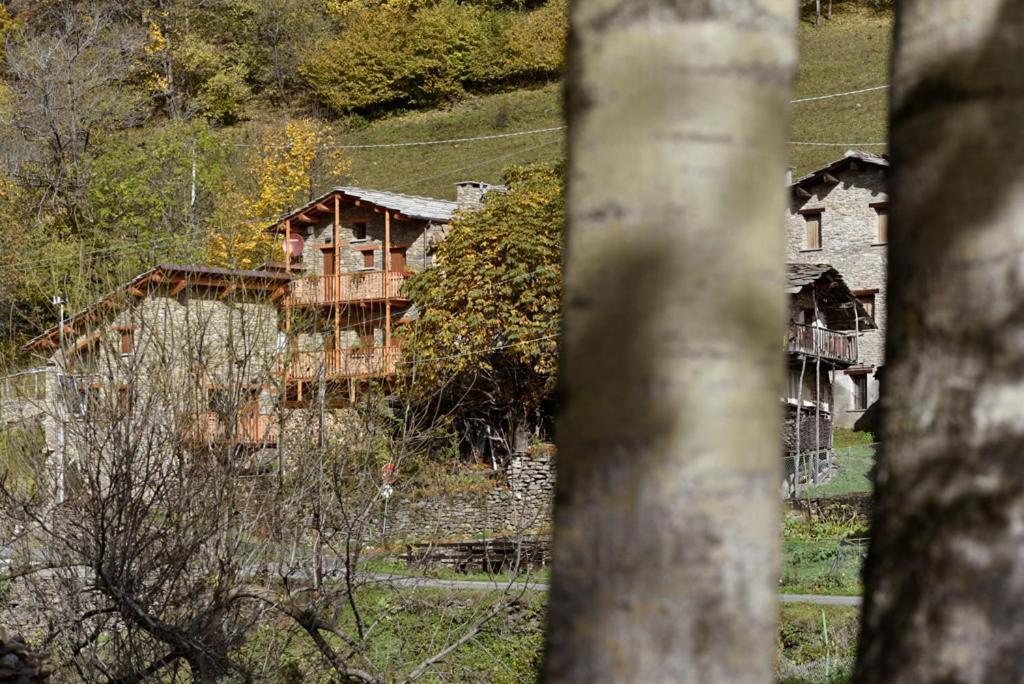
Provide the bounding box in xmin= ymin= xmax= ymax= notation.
xmin=544 ymin=1 xmax=796 ymax=682
xmin=857 ymin=1 xmax=1024 ymax=681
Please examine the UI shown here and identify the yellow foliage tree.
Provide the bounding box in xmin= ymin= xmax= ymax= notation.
xmin=206 ymin=119 xmax=352 ymax=269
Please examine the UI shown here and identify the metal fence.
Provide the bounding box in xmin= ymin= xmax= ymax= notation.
xmin=781 ymin=537 xmax=868 ymax=596
xmin=784 ymin=443 xmax=879 ymax=499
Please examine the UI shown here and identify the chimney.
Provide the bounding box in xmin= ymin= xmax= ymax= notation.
xmin=454 ymin=181 xmax=505 ymax=210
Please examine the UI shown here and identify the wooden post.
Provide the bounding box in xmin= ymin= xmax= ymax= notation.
xmin=794 ymin=354 xmax=807 ymax=498
xmin=813 ymin=290 xmax=821 ymax=485
xmin=385 ymin=209 xmax=392 ymax=357
xmin=285 ymin=219 xmax=292 ymax=274
xmin=334 ymin=195 xmax=341 ymax=370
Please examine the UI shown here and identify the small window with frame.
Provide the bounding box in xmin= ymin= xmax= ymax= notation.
xmin=352 ymin=221 xmax=368 ymax=241
xmin=114 ymin=326 xmax=135 ymax=355
xmin=802 ymin=210 xmax=822 ymax=250
xmin=873 ymin=203 xmax=888 ymax=244
xmin=853 ymin=289 xmax=878 ymax=321
xmin=849 ymin=371 xmax=869 ymax=411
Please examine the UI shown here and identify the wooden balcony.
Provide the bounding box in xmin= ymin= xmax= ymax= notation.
xmin=290 ymin=272 xmax=409 ymax=307
xmin=288 ymin=347 xmax=400 ymax=381
xmin=187 ymin=412 xmax=279 ymax=448
xmin=786 ymin=323 xmax=858 ymax=365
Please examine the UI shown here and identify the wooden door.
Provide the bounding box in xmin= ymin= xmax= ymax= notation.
xmin=390 ymin=247 xmax=407 ymax=273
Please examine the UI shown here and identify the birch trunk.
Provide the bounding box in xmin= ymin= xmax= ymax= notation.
xmin=857 ymin=1 xmax=1024 ymax=680
xmin=544 ymin=1 xmax=797 ymax=681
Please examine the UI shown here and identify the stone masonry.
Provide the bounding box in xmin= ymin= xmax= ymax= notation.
xmin=379 ymin=446 xmax=555 ymax=542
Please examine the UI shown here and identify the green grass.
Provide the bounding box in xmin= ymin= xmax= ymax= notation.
xmin=833 ymin=428 xmax=878 ymax=449
xmin=778 ymin=603 xmax=860 ymax=683
xmin=781 ymin=539 xmax=865 ymax=596
xmin=287 ymin=2 xmax=891 ymax=200
xmin=806 ymin=445 xmax=878 ymax=498
xmin=236 ymin=585 xmax=859 ymax=682
xmin=361 ymin=554 xmax=551 ymax=584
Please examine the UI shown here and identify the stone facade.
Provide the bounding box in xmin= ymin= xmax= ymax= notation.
xmin=786 ymin=153 xmax=889 ymax=429
xmin=3 ymin=268 xmax=286 ymax=477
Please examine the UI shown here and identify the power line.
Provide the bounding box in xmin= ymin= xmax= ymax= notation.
xmin=790 ymin=84 xmax=890 ymax=104
xmin=790 ymin=141 xmax=887 ymax=147
xmin=226 ymin=126 xmax=567 ymax=150
xmin=210 ymin=84 xmax=888 ymax=152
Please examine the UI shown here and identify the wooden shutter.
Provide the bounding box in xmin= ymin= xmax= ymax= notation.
xmin=390 ymin=247 xmax=407 ymax=273
xmin=876 ymin=207 xmax=888 ymax=243
xmin=120 ymin=330 xmax=134 ymax=355
xmin=323 ymin=250 xmax=336 ymax=276
xmin=363 ymin=250 xmax=375 ymax=268
xmin=804 ymin=212 xmax=821 ymax=250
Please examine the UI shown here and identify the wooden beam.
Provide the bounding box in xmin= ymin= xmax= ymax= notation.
xmin=822 ymin=173 xmax=840 ymax=184
xmin=149 ymin=272 xmax=164 ymax=283
xmin=271 ymin=286 xmax=289 ymax=303
xmin=170 ymin=279 xmax=187 ymax=296
xmin=314 ymin=203 xmax=332 ymax=213
xmin=295 ymin=212 xmax=316 ymax=224
xmin=795 ymin=186 xmax=812 ymax=199
xmin=218 ymin=284 xmax=237 ymax=300
xmin=127 ymin=287 xmax=146 ymax=298
xmin=848 ymin=161 xmax=860 ymax=172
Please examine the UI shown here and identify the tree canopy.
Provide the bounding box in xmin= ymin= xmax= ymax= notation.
xmin=399 ymin=162 xmax=562 ymax=457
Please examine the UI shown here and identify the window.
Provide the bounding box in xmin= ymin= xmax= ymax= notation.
xmin=874 ymin=204 xmax=888 ymax=243
xmin=802 ymin=308 xmax=815 ymax=326
xmin=117 ymin=386 xmax=133 ymax=415
xmin=352 ymin=221 xmax=367 ymax=241
xmin=362 ymin=250 xmax=375 ymax=269
xmin=851 ymin=373 xmax=868 ymax=410
xmin=114 ymin=326 xmax=135 ymax=355
xmin=852 ymin=289 xmax=878 ymax=321
xmin=803 ymin=211 xmax=822 ymax=250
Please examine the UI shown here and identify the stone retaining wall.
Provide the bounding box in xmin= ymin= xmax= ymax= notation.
xmin=380 ymin=446 xmax=555 ymax=542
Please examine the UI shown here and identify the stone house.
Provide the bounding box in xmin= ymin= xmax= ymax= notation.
xmin=2 ymin=265 xmax=289 ymax=492
xmin=263 ymin=186 xmax=467 ymax=406
xmin=786 ymin=150 xmax=889 ymax=429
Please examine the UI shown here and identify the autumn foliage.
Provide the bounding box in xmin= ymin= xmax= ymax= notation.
xmin=399 ymin=163 xmax=563 ymax=452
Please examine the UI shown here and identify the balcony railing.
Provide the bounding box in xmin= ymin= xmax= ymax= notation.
xmin=291 ymin=271 xmax=409 ymax=306
xmin=288 ymin=347 xmax=400 ymax=381
xmin=786 ymin=323 xmax=858 ymax=365
xmin=187 ymin=412 xmax=279 ymax=447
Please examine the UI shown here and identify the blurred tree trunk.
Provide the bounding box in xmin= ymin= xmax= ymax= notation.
xmin=544 ymin=1 xmax=796 ymax=682
xmin=857 ymin=1 xmax=1024 ymax=681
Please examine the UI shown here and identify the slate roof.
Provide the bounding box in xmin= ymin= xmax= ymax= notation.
xmin=792 ymin=149 xmax=889 ymax=189
xmin=26 ymin=264 xmax=290 ymax=352
xmin=785 ymin=263 xmax=876 ymax=329
xmin=785 ymin=263 xmax=834 ymax=294
xmin=268 ymin=187 xmax=459 ymax=231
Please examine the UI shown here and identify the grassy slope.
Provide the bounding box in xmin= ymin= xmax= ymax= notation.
xmin=319 ymin=4 xmax=890 ymax=200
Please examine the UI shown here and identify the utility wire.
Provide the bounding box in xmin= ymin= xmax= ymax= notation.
xmin=790 ymin=84 xmax=890 ymax=103
xmin=213 ymin=84 xmax=890 ymax=152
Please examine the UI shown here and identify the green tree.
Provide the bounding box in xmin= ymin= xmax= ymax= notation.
xmin=400 ymin=163 xmax=562 ymax=459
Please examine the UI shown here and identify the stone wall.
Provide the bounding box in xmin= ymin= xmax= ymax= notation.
xmin=380 ymin=447 xmax=555 ymax=542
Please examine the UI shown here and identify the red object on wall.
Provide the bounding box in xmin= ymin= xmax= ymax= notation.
xmin=282 ymin=233 xmax=305 ymax=258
